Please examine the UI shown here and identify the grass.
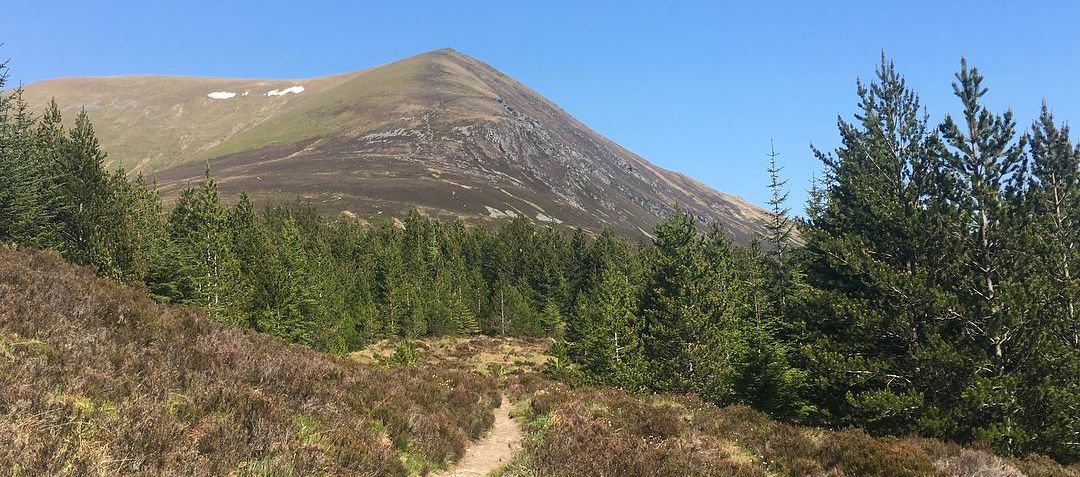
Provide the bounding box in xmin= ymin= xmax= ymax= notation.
xmin=0 ymin=245 xmax=498 ymax=476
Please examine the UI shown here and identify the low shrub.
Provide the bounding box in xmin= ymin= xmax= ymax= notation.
xmin=0 ymin=247 xmax=497 ymax=476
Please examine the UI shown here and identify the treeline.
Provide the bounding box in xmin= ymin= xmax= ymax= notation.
xmin=2 ymin=57 xmax=1078 ymax=462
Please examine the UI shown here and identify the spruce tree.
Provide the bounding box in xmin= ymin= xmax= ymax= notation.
xmin=641 ymin=207 xmax=737 ymax=401
xmin=55 ymin=109 xmax=110 ymax=267
xmin=166 ymin=166 xmax=245 ymax=324
xmin=765 ymin=140 xmax=793 ymax=267
xmin=0 ymin=79 xmax=53 ymax=247
xmin=257 ymin=215 xmax=319 ymax=345
xmin=570 ymin=265 xmax=647 ymax=390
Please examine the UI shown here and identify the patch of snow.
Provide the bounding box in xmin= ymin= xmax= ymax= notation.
xmin=485 ymin=206 xmax=507 ymax=219
xmin=504 ymin=209 xmax=519 ymax=218
xmin=207 ymin=91 xmax=237 ymax=99
xmin=241 ymin=91 xmax=250 ymax=96
xmin=266 ymin=85 xmax=305 ymax=97
xmin=535 ymin=213 xmax=563 ymax=224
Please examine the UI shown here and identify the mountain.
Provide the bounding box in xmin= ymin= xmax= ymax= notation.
xmin=19 ymin=48 xmax=770 ymax=240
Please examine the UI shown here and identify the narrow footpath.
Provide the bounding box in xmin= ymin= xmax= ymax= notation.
xmin=433 ymin=397 xmax=522 ymax=477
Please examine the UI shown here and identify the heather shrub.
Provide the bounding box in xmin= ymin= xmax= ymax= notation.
xmin=1011 ymin=454 xmax=1080 ymax=477
xmin=818 ymin=429 xmax=940 ymax=477
xmin=935 ymin=449 xmax=1026 ymax=477
xmin=0 ymin=247 xmax=497 ymax=476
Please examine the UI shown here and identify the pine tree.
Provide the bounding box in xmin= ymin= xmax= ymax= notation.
xmin=1014 ymin=103 xmax=1080 ymax=459
xmin=939 ymin=58 xmax=1027 ymax=377
xmin=641 ymin=207 xmax=737 ymax=401
xmin=54 ymin=109 xmax=110 ymax=267
xmin=570 ymin=265 xmax=647 ymax=390
xmin=804 ymin=56 xmax=956 ymax=434
xmin=1027 ymin=103 xmax=1080 ymax=349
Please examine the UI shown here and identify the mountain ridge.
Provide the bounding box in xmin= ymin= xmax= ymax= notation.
xmin=18 ymin=48 xmax=771 ymax=241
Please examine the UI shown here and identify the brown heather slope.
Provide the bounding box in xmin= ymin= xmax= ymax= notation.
xmin=358 ymin=337 xmax=1080 ymax=477
xmin=19 ymin=49 xmax=770 ymax=242
xmin=0 ymin=245 xmax=499 ymax=476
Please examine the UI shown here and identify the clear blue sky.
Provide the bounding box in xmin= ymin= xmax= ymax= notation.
xmin=5 ymin=1 xmax=1079 ymax=211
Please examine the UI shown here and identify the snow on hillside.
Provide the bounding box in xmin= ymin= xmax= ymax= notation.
xmin=267 ymin=86 xmax=305 ymax=96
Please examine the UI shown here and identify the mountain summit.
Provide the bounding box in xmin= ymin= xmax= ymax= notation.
xmin=20 ymin=49 xmax=769 ymax=240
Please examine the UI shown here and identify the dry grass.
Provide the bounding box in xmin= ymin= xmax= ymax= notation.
xmin=0 ymin=245 xmax=499 ymax=476
xmin=352 ymin=336 xmax=550 ymax=377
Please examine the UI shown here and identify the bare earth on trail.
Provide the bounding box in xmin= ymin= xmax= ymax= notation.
xmin=434 ymin=396 xmax=522 ymax=477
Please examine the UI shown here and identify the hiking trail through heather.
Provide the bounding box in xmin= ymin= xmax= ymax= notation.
xmin=434 ymin=396 xmax=522 ymax=477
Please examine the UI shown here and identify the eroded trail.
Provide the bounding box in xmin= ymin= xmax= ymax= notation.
xmin=435 ymin=397 xmax=522 ymax=477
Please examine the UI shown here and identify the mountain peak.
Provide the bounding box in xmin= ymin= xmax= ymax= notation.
xmin=18 ymin=51 xmax=770 ymax=242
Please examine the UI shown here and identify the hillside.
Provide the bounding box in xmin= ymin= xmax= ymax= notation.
xmin=0 ymin=246 xmax=499 ymax=476
xmin=18 ymin=49 xmax=770 ymax=241
xmin=3 ymin=245 xmax=1077 ymax=476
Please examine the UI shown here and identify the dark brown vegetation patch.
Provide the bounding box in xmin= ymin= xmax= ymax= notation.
xmin=504 ymin=382 xmax=1080 ymax=477
xmin=0 ymin=246 xmax=498 ymax=476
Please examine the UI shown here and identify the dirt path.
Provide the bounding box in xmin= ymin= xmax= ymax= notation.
xmin=434 ymin=396 xmax=522 ymax=477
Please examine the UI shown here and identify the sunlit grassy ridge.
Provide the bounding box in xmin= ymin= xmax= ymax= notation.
xmin=17 ymin=49 xmax=509 ymax=174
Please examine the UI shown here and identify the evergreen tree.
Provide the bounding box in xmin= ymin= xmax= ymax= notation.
xmin=765 ymin=140 xmax=794 ymax=267
xmin=256 ymin=215 xmax=319 ymax=345
xmin=938 ymin=59 xmax=1033 ymax=451
xmin=569 ymin=265 xmax=647 ymax=390
xmin=939 ymin=57 xmax=1027 ymax=376
xmin=0 ymin=72 xmax=55 ymax=247
xmin=166 ymin=166 xmax=245 ymax=324
xmin=1027 ymin=104 xmax=1080 ymax=349
xmin=641 ymin=207 xmax=738 ymax=401
xmin=55 ymin=109 xmax=110 ymax=267
xmin=804 ymin=56 xmax=956 ymax=434
xmin=97 ymin=170 xmax=166 ymax=282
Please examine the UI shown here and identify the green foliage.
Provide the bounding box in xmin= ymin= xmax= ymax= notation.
xmin=568 ymin=265 xmax=647 ymax=390
xmin=2 ymin=54 xmax=1079 ymax=464
xmin=805 ymin=55 xmax=1080 ymax=461
xmin=389 ymin=340 xmax=422 ymax=366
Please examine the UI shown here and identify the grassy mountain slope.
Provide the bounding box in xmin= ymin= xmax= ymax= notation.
xmin=19 ymin=49 xmax=770 ymax=241
xmin=0 ymin=246 xmax=498 ymax=476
